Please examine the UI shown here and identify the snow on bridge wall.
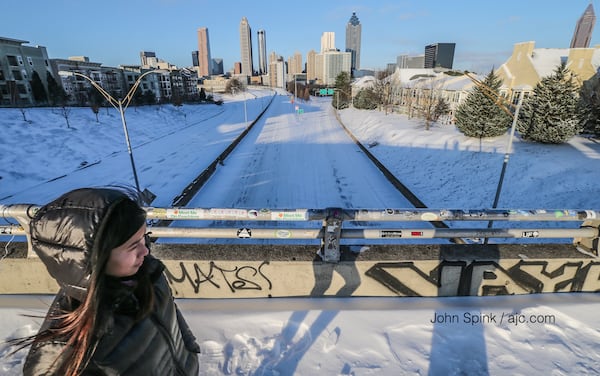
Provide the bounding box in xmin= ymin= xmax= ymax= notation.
xmin=0 ymin=243 xmax=598 ymax=298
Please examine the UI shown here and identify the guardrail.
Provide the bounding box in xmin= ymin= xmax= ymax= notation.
xmin=2 ymin=205 xmax=599 ymax=262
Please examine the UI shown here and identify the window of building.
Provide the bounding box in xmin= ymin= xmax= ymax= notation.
xmin=17 ymin=56 xmax=23 ymax=65
xmin=0 ymin=84 xmax=7 ymax=95
xmin=12 ymin=70 xmax=23 ymax=80
xmin=22 ymin=70 xmax=28 ymax=79
xmin=17 ymin=84 xmax=28 ymax=94
xmin=0 ymin=70 xmax=4 ymax=80
xmin=7 ymin=56 xmax=18 ymax=66
xmin=27 ymin=57 xmax=34 ymax=66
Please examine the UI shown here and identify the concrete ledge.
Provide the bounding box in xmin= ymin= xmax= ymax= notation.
xmin=0 ymin=243 xmax=597 ymax=298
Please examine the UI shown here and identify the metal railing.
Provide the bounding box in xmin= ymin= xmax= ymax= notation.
xmin=2 ymin=205 xmax=599 ymax=262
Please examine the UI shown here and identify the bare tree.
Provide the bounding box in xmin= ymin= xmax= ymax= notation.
xmin=61 ymin=105 xmax=72 ymax=128
xmin=416 ymin=80 xmax=450 ymax=130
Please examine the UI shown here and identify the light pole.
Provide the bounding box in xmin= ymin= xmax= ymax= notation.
xmin=465 ymin=73 xmax=525 ymax=242
xmin=59 ymin=69 xmax=166 ymax=197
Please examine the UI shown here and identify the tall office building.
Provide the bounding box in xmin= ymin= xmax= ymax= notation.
xmin=288 ymin=51 xmax=303 ymax=75
xmin=212 ymin=58 xmax=224 ymax=75
xmin=140 ymin=51 xmax=157 ymax=67
xmin=570 ymin=3 xmax=596 ymax=48
xmin=424 ymin=43 xmax=455 ymax=69
xmin=306 ymin=49 xmax=317 ymax=81
xmin=239 ymin=17 xmax=254 ymax=77
xmin=345 ymin=12 xmax=362 ymax=72
xmin=257 ymin=29 xmax=267 ymax=75
xmin=397 ymin=54 xmax=425 ymax=69
xmin=197 ymin=27 xmax=212 ymax=77
xmin=321 ymin=32 xmax=335 ymax=52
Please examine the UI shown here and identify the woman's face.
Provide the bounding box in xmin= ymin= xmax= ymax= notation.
xmin=105 ymin=224 xmax=149 ymax=277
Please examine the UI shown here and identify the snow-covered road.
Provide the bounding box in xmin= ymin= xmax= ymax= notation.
xmin=188 ymin=96 xmax=412 ymax=209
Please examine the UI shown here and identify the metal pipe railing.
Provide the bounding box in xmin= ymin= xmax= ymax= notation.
xmin=2 ymin=205 xmax=597 ymax=222
xmin=3 ymin=204 xmax=599 ymax=262
xmin=1 ymin=225 xmax=596 ymax=241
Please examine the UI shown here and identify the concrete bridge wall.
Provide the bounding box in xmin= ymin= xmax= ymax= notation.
xmin=1 ymin=243 xmax=597 ymax=298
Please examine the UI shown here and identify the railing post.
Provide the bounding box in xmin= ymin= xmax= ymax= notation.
xmin=574 ymin=218 xmax=600 ymax=256
xmin=0 ymin=204 xmax=37 ymax=257
xmin=320 ymin=208 xmax=343 ymax=263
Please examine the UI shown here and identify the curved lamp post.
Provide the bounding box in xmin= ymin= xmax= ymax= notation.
xmin=465 ymin=73 xmax=525 ymax=241
xmin=59 ymin=69 xmax=166 ymax=197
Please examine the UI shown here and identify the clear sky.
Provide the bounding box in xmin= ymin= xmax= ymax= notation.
xmin=2 ymin=0 xmax=597 ymax=74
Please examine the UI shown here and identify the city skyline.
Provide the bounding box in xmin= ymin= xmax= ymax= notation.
xmin=2 ymin=0 xmax=598 ymax=74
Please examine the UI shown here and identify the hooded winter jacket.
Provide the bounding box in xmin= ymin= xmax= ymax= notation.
xmin=23 ymin=188 xmax=199 ymax=375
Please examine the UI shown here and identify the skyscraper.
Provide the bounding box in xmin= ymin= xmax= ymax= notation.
xmin=197 ymin=27 xmax=212 ymax=77
xmin=306 ymin=50 xmax=317 ymax=81
xmin=345 ymin=12 xmax=362 ymax=72
xmin=570 ymin=3 xmax=596 ymax=48
xmin=321 ymin=32 xmax=335 ymax=52
xmin=424 ymin=43 xmax=455 ymax=69
xmin=257 ymin=29 xmax=267 ymax=75
xmin=288 ymin=51 xmax=303 ymax=75
xmin=239 ymin=17 xmax=254 ymax=77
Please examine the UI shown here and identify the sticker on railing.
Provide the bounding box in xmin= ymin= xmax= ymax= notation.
xmin=381 ymin=230 xmax=402 ymax=238
xmin=421 ymin=212 xmax=439 ymax=221
xmin=522 ymin=231 xmax=540 ymax=238
xmin=237 ymin=228 xmax=252 ymax=238
xmin=166 ymin=208 xmax=205 ymax=219
xmin=271 ymin=211 xmax=308 ymax=220
xmin=210 ymin=208 xmax=248 ymax=218
xmin=275 ymin=230 xmax=292 ymax=238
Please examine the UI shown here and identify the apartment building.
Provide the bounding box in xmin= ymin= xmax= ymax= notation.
xmin=0 ymin=37 xmax=55 ymax=106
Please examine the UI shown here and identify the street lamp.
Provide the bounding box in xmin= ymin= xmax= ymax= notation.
xmin=465 ymin=73 xmax=525 ymax=242
xmin=59 ymin=69 xmax=166 ymax=198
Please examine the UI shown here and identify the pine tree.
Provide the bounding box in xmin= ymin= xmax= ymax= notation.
xmin=578 ymin=73 xmax=600 ymax=136
xmin=46 ymin=71 xmax=67 ymax=106
xmin=455 ymin=70 xmax=512 ymax=138
xmin=332 ymin=72 xmax=351 ymax=109
xmin=354 ymin=88 xmax=378 ymax=110
xmin=517 ymin=62 xmax=581 ymax=143
xmin=30 ymin=70 xmax=48 ymax=105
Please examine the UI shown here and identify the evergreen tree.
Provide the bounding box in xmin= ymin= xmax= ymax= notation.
xmin=353 ymin=88 xmax=378 ymax=110
xmin=578 ymin=73 xmax=600 ymax=136
xmin=142 ymin=90 xmax=156 ymax=105
xmin=517 ymin=62 xmax=581 ymax=143
xmin=455 ymin=70 xmax=512 ymax=138
xmin=46 ymin=71 xmax=67 ymax=106
xmin=30 ymin=71 xmax=48 ymax=105
xmin=332 ymin=72 xmax=351 ymax=109
xmin=199 ymin=87 xmax=207 ymax=102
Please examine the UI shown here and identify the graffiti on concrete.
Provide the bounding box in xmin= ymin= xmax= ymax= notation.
xmin=165 ymin=261 xmax=272 ymax=294
xmin=365 ymin=260 xmax=600 ymax=296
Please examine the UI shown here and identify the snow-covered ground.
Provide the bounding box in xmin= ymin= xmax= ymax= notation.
xmin=1 ymin=89 xmax=600 ymax=375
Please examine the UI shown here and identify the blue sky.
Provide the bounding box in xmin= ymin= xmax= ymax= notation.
xmin=2 ymin=0 xmax=597 ymax=73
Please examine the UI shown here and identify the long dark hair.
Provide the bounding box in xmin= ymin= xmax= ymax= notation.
xmin=19 ymin=196 xmax=155 ymax=375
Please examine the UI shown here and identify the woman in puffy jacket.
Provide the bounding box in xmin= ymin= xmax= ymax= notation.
xmin=20 ymin=187 xmax=200 ymax=375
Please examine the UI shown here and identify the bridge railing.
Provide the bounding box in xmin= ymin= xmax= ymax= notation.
xmin=2 ymin=205 xmax=599 ymax=262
